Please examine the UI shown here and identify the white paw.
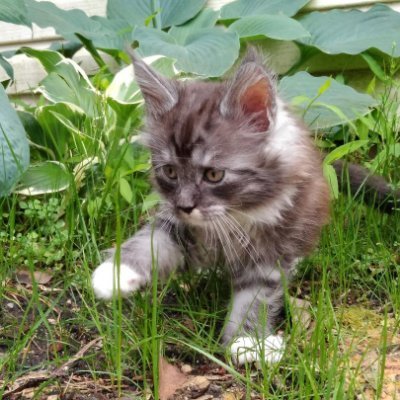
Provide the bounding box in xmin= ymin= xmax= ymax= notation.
xmin=92 ymin=261 xmax=141 ymax=299
xmin=230 ymin=335 xmax=285 ymax=366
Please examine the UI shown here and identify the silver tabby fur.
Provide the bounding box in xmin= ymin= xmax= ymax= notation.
xmin=92 ymin=49 xmax=330 ymax=361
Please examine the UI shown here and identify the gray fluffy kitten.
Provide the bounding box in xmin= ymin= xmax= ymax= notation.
xmin=92 ymin=49 xmax=330 ymax=365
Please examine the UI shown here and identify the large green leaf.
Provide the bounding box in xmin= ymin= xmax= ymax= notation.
xmin=134 ymin=27 xmax=239 ymax=76
xmin=106 ymin=65 xmax=141 ymax=105
xmin=17 ymin=110 xmax=47 ymax=155
xmin=39 ymin=69 xmax=97 ymax=116
xmin=36 ymin=101 xmax=114 ymax=160
xmin=149 ymin=57 xmax=177 ymax=78
xmin=220 ymin=0 xmax=310 ymax=19
xmin=35 ymin=103 xmax=86 ymax=159
xmin=228 ymin=15 xmax=309 ymax=40
xmin=0 ymin=54 xmax=14 ymax=81
xmin=106 ymin=57 xmax=175 ymax=129
xmin=0 ymin=0 xmax=30 ymax=26
xmin=15 ymin=161 xmax=70 ymax=195
xmin=107 ymin=0 xmax=206 ymax=29
xmin=22 ymin=47 xmax=64 ymax=73
xmin=25 ymin=0 xmax=104 ymax=41
xmin=278 ymin=72 xmax=377 ymax=129
xmin=11 ymin=1 xmax=212 ymax=52
xmin=298 ymin=4 xmax=400 ymax=56
xmin=21 ymin=0 xmax=126 ymax=50
xmin=0 ymin=86 xmax=30 ymax=196
xmin=89 ymin=16 xmax=133 ymax=50
xmin=169 ymin=8 xmax=220 ymax=44
xmin=25 ymin=49 xmax=99 ymax=116
xmin=107 ymin=0 xmax=154 ymax=26
xmin=107 ymin=56 xmax=181 ymax=104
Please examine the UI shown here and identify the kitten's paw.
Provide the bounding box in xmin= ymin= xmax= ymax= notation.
xmin=92 ymin=261 xmax=141 ymax=299
xmin=230 ymin=335 xmax=284 ymax=366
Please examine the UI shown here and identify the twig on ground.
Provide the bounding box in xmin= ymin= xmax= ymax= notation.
xmin=2 ymin=337 xmax=102 ymax=398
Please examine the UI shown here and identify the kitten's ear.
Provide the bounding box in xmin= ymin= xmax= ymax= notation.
xmin=221 ymin=52 xmax=276 ymax=132
xmin=129 ymin=51 xmax=178 ymax=117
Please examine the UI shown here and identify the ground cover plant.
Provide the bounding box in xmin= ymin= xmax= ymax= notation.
xmin=0 ymin=0 xmax=400 ymax=398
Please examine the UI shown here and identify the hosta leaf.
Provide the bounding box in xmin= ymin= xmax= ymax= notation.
xmin=89 ymin=16 xmax=133 ymax=50
xmin=0 ymin=85 xmax=29 ymax=196
xmin=17 ymin=111 xmax=47 ymax=154
xmin=279 ymin=72 xmax=377 ymax=129
xmin=169 ymin=8 xmax=220 ymax=44
xmin=25 ymin=50 xmax=99 ymax=117
xmin=107 ymin=0 xmax=206 ymax=29
xmin=23 ymin=0 xmax=126 ymax=50
xmin=40 ymin=72 xmax=97 ymax=116
xmin=106 ymin=65 xmax=141 ymax=105
xmin=25 ymin=0 xmax=103 ymax=41
xmin=220 ymin=0 xmax=310 ymax=19
xmin=153 ymin=0 xmax=206 ymax=28
xmin=106 ymin=55 xmax=175 ymax=106
xmin=15 ymin=161 xmax=70 ymax=195
xmin=22 ymin=48 xmax=64 ymax=73
xmin=134 ymin=27 xmax=239 ymax=76
xmin=35 ymin=103 xmax=86 ymax=158
xmin=0 ymin=0 xmax=30 ymax=26
xmin=298 ymin=5 xmax=400 ymax=56
xmin=0 ymin=54 xmax=14 ymax=81
xmin=228 ymin=15 xmax=309 ymax=40
xmin=107 ymin=0 xmax=154 ymax=26
xmin=150 ymin=57 xmax=177 ymax=78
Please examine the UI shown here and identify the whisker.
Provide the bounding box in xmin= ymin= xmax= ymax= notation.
xmin=221 ymin=214 xmax=260 ymax=266
xmin=215 ymin=218 xmax=244 ymax=276
xmin=210 ymin=220 xmax=232 ymax=272
xmin=225 ymin=214 xmax=259 ymax=255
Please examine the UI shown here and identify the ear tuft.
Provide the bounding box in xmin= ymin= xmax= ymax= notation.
xmin=128 ymin=49 xmax=178 ymax=117
xmin=241 ymin=46 xmax=264 ymax=65
xmin=240 ymin=78 xmax=270 ymax=131
xmin=220 ymin=50 xmax=276 ymax=132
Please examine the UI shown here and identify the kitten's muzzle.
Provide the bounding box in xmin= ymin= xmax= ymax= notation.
xmin=177 ymin=207 xmax=206 ymax=226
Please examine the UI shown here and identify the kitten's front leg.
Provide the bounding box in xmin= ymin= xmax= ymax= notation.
xmin=92 ymin=223 xmax=184 ymax=299
xmin=225 ymin=269 xmax=285 ymax=366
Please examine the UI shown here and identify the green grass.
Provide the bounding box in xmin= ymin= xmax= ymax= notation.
xmin=1 ymin=167 xmax=399 ymax=399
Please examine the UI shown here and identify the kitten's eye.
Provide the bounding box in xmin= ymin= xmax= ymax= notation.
xmin=204 ymin=168 xmax=225 ymax=183
xmin=162 ymin=165 xmax=178 ymax=180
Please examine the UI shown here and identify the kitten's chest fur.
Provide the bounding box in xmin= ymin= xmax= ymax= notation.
xmin=182 ymin=219 xmax=284 ymax=271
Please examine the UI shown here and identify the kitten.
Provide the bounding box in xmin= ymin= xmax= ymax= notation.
xmin=92 ymin=49 xmax=330 ymax=365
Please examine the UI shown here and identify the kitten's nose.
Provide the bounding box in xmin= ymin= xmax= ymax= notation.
xmin=178 ymin=205 xmax=195 ymax=214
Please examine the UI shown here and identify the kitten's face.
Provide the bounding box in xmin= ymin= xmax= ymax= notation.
xmin=146 ymin=83 xmax=282 ymax=227
xmin=133 ymin=52 xmax=284 ymax=227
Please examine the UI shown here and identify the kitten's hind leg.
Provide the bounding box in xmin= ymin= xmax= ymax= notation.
xmin=224 ymin=276 xmax=285 ymax=366
xmin=92 ymin=224 xmax=184 ymax=299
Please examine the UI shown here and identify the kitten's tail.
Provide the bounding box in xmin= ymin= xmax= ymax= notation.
xmin=333 ymin=159 xmax=400 ymax=213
